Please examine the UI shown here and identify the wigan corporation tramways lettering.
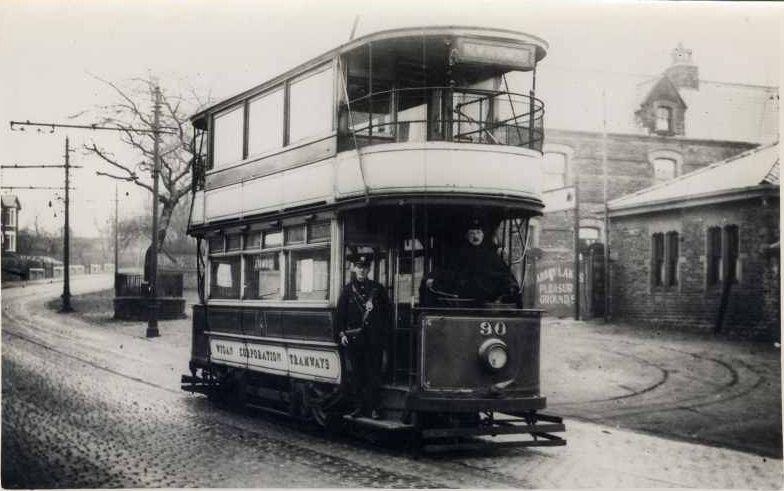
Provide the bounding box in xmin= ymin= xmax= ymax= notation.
xmin=239 ymin=345 xmax=283 ymax=363
xmin=289 ymin=352 xmax=330 ymax=370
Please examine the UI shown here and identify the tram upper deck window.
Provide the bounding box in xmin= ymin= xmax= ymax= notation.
xmin=289 ymin=65 xmax=334 ymax=144
xmin=248 ymin=87 xmax=284 ymax=157
xmin=338 ymin=35 xmax=543 ymax=151
xmin=213 ymin=106 xmax=244 ymax=168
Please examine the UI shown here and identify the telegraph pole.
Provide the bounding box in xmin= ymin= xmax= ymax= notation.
xmin=0 ymin=157 xmax=80 ymax=315
xmin=61 ymin=137 xmax=73 ymax=312
xmin=114 ymin=183 xmax=119 ymax=274
xmin=146 ymin=85 xmax=161 ymax=338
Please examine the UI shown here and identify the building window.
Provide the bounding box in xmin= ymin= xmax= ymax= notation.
xmin=4 ymin=231 xmax=16 ymax=252
xmin=665 ymin=231 xmax=679 ymax=286
xmin=706 ymin=225 xmax=739 ymax=287
xmin=288 ymin=65 xmax=334 ymax=144
xmin=543 ymin=152 xmax=568 ymax=191
xmin=652 ymin=158 xmax=677 ymax=184
xmin=706 ymin=226 xmax=722 ymax=286
xmin=724 ymin=225 xmax=739 ymax=284
xmin=6 ymin=207 xmax=16 ymax=227
xmin=655 ymin=106 xmax=672 ymax=133
xmin=652 ymin=233 xmax=665 ymax=286
xmin=579 ymin=226 xmax=601 ymax=250
xmin=212 ymin=106 xmax=244 ymax=168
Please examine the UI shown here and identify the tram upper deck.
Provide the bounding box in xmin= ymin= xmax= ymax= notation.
xmin=189 ymin=26 xmax=549 ymax=230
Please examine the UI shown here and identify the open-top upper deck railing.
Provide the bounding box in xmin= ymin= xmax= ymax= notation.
xmin=340 ymin=86 xmax=544 ymax=152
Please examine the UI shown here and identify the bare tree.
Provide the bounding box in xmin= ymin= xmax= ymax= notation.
xmin=81 ymin=75 xmax=210 ymax=246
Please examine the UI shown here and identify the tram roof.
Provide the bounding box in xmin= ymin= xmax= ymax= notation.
xmin=191 ymin=26 xmax=548 ymax=126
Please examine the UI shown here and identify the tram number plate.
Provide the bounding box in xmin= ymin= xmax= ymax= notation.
xmin=479 ymin=321 xmax=507 ymax=336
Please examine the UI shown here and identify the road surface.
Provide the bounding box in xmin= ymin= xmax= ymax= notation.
xmin=2 ymin=276 xmax=781 ymax=488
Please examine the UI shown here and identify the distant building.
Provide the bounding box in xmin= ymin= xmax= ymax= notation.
xmin=1 ymin=195 xmax=21 ymax=253
xmin=607 ymin=143 xmax=779 ymax=337
xmin=531 ymin=44 xmax=778 ymax=319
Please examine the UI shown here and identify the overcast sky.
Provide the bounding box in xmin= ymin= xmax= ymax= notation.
xmin=0 ymin=0 xmax=780 ymax=237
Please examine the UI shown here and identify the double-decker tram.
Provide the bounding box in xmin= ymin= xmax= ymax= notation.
xmin=183 ymin=26 xmax=565 ymax=451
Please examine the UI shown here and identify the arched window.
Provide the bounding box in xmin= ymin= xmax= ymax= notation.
xmin=652 ymin=157 xmax=677 ymax=183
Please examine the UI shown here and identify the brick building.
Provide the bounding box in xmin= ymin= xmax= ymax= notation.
xmin=607 ymin=143 xmax=779 ymax=338
xmin=530 ymin=44 xmax=778 ymax=318
xmin=1 ymin=195 xmax=21 ymax=253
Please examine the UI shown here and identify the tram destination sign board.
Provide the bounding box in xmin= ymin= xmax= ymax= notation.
xmin=453 ymin=38 xmax=536 ymax=71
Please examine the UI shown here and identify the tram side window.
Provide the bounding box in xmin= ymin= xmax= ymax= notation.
xmin=289 ymin=248 xmax=330 ymax=300
xmin=288 ymin=66 xmax=334 ymax=144
xmin=245 ymin=253 xmax=282 ymax=300
xmin=213 ymin=106 xmax=244 ymax=168
xmin=210 ymin=256 xmax=241 ymax=299
xmin=248 ymin=88 xmax=285 ymax=158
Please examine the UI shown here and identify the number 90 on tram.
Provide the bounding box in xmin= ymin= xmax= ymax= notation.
xmin=182 ymin=26 xmax=566 ymax=452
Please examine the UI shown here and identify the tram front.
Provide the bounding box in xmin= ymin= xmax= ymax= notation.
xmin=333 ymin=27 xmax=564 ymax=449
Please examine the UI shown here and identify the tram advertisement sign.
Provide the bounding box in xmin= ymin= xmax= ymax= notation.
xmin=535 ymin=261 xmax=576 ymax=317
xmin=209 ymin=338 xmax=341 ymax=383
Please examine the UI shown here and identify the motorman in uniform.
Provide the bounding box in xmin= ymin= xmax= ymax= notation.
xmin=421 ymin=218 xmax=522 ymax=307
xmin=336 ymin=251 xmax=391 ymax=419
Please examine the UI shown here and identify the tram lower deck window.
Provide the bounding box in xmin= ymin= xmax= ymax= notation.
xmin=245 ymin=253 xmax=281 ymax=300
xmin=289 ymin=248 xmax=330 ymax=300
xmin=210 ymin=256 xmax=241 ymax=299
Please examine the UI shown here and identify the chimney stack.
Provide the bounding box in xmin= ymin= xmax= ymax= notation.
xmin=665 ymin=43 xmax=699 ymax=90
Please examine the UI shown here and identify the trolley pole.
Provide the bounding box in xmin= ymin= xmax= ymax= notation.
xmin=147 ymin=85 xmax=161 ymax=338
xmin=61 ymin=136 xmax=73 ymax=312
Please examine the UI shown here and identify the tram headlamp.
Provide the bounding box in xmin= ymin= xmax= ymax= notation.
xmin=478 ymin=338 xmax=508 ymax=371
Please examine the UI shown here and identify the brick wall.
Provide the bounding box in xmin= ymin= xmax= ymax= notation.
xmin=609 ymin=197 xmax=780 ymax=337
xmin=538 ymin=129 xmax=757 ymax=266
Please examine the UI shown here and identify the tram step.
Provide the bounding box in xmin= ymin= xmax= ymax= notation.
xmin=342 ymin=414 xmax=414 ymax=431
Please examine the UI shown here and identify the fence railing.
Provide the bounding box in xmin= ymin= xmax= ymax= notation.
xmin=340 ymin=86 xmax=544 ymax=152
xmin=115 ymin=272 xmax=184 ymax=298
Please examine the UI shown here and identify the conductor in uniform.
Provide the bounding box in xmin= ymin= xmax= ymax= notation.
xmin=336 ymin=252 xmax=391 ymax=418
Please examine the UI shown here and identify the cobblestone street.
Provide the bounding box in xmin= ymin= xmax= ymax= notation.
xmin=2 ymin=276 xmax=782 ymax=488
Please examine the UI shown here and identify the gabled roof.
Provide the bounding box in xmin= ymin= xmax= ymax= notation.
xmin=1 ymin=195 xmax=21 ymax=210
xmin=641 ymin=76 xmax=687 ymax=109
xmin=540 ymin=69 xmax=777 ymax=144
xmin=608 ymin=142 xmax=779 ymax=215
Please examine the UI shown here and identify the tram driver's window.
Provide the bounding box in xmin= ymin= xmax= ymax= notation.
xmin=288 ymin=66 xmax=333 ymax=144
xmin=213 ymin=106 xmax=244 ymax=168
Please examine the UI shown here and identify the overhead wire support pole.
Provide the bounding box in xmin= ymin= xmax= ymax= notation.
xmin=147 ymin=84 xmax=161 ymax=338
xmin=60 ymin=136 xmax=74 ymax=313
xmin=602 ymin=90 xmax=610 ymax=323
